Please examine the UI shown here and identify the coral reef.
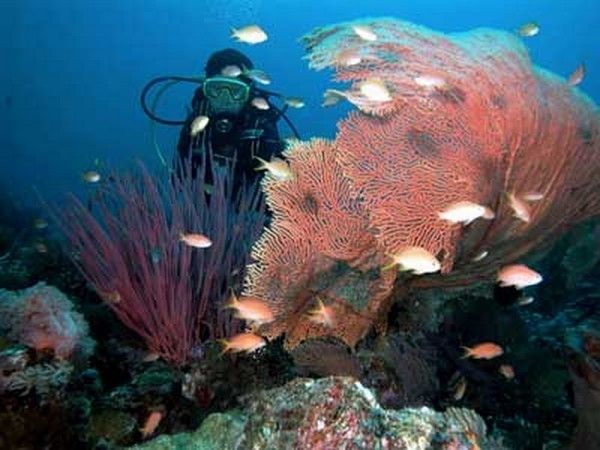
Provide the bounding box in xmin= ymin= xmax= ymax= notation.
xmin=1 ymin=360 xmax=73 ymax=401
xmin=565 ymin=322 xmax=600 ymax=450
xmin=0 ymin=282 xmax=94 ymax=360
xmin=131 ymin=377 xmax=507 ymax=450
xmin=244 ymin=18 xmax=600 ymax=349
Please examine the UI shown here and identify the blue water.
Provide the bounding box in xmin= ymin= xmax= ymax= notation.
xmin=1 ymin=0 xmax=599 ymax=204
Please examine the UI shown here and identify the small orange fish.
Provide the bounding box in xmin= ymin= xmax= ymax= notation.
xmin=140 ymin=410 xmax=163 ymax=439
xmin=34 ymin=243 xmax=48 ymax=254
xmin=100 ymin=290 xmax=122 ymax=304
xmin=414 ymin=74 xmax=448 ymax=90
xmin=352 ymin=24 xmax=377 ymax=41
xmin=230 ymin=24 xmax=268 ymax=45
xmin=507 ymin=192 xmax=531 ymax=223
xmin=438 ymin=201 xmax=494 ymax=225
xmin=359 ymin=78 xmax=392 ymax=102
xmin=461 ymin=342 xmax=504 ymax=360
xmin=142 ymin=352 xmax=160 ymax=362
xmin=306 ymin=297 xmax=336 ymax=328
xmin=224 ymin=290 xmax=274 ymax=326
xmin=516 ymin=22 xmax=540 ymax=38
xmin=251 ymin=97 xmax=270 ymax=110
xmin=471 ymin=250 xmax=489 ymax=262
xmin=521 ymin=191 xmax=544 ymax=202
xmin=336 ymin=48 xmax=362 ymax=66
xmin=383 ymin=246 xmax=441 ymax=274
xmin=33 ymin=218 xmax=48 ymax=229
xmin=180 ymin=232 xmax=212 ymax=248
xmin=499 ymin=364 xmax=515 ymax=380
xmin=518 ymin=296 xmax=535 ymax=306
xmin=82 ymin=170 xmax=101 ymax=183
xmin=219 ymin=332 xmax=266 ymax=355
xmin=322 ymin=89 xmax=347 ymax=107
xmin=254 ymin=156 xmax=294 ymax=181
xmin=567 ymin=63 xmax=585 ymax=87
xmin=453 ymin=376 xmax=467 ymax=401
xmin=497 ymin=264 xmax=543 ymax=289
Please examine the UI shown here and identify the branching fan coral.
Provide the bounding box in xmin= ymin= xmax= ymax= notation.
xmin=244 ymin=18 xmax=600 ymax=349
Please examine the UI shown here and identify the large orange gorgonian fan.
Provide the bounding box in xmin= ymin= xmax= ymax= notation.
xmin=244 ymin=18 xmax=600 ymax=349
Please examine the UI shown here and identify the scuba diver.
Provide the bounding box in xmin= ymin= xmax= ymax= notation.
xmin=140 ymin=48 xmax=301 ymax=186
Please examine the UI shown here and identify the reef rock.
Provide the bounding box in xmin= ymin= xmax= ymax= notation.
xmin=132 ymin=377 xmax=506 ymax=449
xmin=0 ymin=282 xmax=94 ymax=360
xmin=566 ymin=323 xmax=600 ymax=450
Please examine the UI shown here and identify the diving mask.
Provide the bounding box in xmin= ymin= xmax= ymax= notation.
xmin=203 ymin=76 xmax=250 ymax=115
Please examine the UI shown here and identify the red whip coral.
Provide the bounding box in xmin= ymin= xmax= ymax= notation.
xmin=245 ymin=18 xmax=600 ymax=349
xmin=54 ymin=158 xmax=265 ymax=365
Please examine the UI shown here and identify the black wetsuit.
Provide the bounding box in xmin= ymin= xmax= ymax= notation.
xmin=176 ymin=86 xmax=284 ymax=186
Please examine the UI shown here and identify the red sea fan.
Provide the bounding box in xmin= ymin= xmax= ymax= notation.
xmin=244 ymin=138 xmax=394 ymax=347
xmin=53 ymin=157 xmax=266 ymax=365
xmin=245 ymin=18 xmax=600 ymax=349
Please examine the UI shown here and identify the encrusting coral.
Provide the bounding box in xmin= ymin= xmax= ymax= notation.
xmin=0 ymin=282 xmax=94 ymax=360
xmin=131 ymin=377 xmax=508 ymax=450
xmin=243 ymin=18 xmax=600 ymax=349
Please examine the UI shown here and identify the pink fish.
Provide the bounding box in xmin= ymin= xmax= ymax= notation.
xmin=461 ymin=342 xmax=503 ymax=360
xmin=499 ymin=364 xmax=515 ymax=380
xmin=224 ymin=290 xmax=274 ymax=326
xmin=497 ymin=264 xmax=543 ymax=289
xmin=567 ymin=63 xmax=585 ymax=86
xmin=507 ymin=193 xmax=531 ymax=223
xmin=306 ymin=297 xmax=336 ymax=328
xmin=140 ymin=410 xmax=162 ymax=439
xmin=179 ymin=232 xmax=212 ymax=248
xmin=219 ymin=332 xmax=266 ymax=355
xmin=521 ymin=191 xmax=544 ymax=202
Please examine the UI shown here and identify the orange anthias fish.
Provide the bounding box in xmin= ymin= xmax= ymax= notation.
xmin=352 ymin=24 xmax=377 ymax=42
xmin=100 ymin=290 xmax=122 ymax=304
xmin=179 ymin=232 xmax=212 ymax=249
xmin=140 ymin=410 xmax=163 ymax=439
xmin=471 ymin=250 xmax=489 ymax=262
xmin=383 ymin=246 xmax=441 ymax=275
xmin=322 ymin=89 xmax=347 ymax=107
xmin=219 ymin=332 xmax=266 ymax=355
xmin=224 ymin=290 xmax=274 ymax=326
xmin=336 ymin=48 xmax=362 ymax=67
xmin=461 ymin=342 xmax=504 ymax=360
xmin=230 ymin=24 xmax=268 ymax=45
xmin=359 ymin=78 xmax=392 ymax=102
xmin=306 ymin=297 xmax=336 ymax=328
xmin=33 ymin=218 xmax=49 ymax=229
xmin=497 ymin=264 xmax=543 ymax=289
xmin=254 ymin=156 xmax=294 ymax=181
xmin=567 ymin=63 xmax=585 ymax=87
xmin=499 ymin=364 xmax=515 ymax=380
xmin=521 ymin=191 xmax=544 ymax=202
xmin=438 ymin=201 xmax=494 ymax=225
xmin=453 ymin=376 xmax=467 ymax=401
xmin=507 ymin=192 xmax=531 ymax=223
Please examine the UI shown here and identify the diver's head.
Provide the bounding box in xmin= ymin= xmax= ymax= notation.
xmin=203 ymin=49 xmax=254 ymax=117
xmin=205 ymin=48 xmax=253 ymax=77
